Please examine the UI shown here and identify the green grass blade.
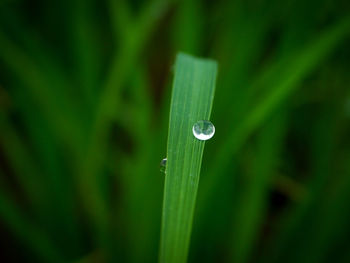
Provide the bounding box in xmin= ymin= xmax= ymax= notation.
xmin=260 ymin=105 xmax=345 ymax=263
xmin=0 ymin=113 xmax=46 ymax=209
xmin=214 ymin=16 xmax=350 ymax=176
xmin=172 ymin=0 xmax=202 ymax=54
xmin=230 ymin=109 xmax=287 ymax=263
xmin=76 ymin=0 xmax=173 ymax=232
xmin=159 ymin=53 xmax=217 ymax=263
xmin=108 ymin=0 xmax=133 ymax=40
xmin=68 ymin=0 xmax=100 ymax=107
xmin=197 ymin=16 xmax=350 ymax=212
xmin=0 ymin=30 xmax=83 ymax=150
xmin=0 ymin=171 xmax=63 ymax=262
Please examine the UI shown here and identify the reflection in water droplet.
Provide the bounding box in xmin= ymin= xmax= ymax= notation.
xmin=192 ymin=120 xmax=215 ymax=141
xmin=160 ymin=158 xmax=167 ymax=173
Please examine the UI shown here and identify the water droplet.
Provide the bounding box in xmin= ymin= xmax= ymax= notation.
xmin=160 ymin=158 xmax=167 ymax=173
xmin=192 ymin=120 xmax=215 ymax=141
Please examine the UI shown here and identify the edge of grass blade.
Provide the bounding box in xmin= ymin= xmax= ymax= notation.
xmin=159 ymin=52 xmax=217 ymax=263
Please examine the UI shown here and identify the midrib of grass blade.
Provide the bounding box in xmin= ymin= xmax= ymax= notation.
xmin=160 ymin=53 xmax=217 ymax=263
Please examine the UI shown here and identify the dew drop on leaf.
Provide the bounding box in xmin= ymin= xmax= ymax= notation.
xmin=192 ymin=120 xmax=215 ymax=141
xmin=160 ymin=158 xmax=167 ymax=173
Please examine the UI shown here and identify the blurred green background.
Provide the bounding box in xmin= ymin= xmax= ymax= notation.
xmin=0 ymin=0 xmax=350 ymax=262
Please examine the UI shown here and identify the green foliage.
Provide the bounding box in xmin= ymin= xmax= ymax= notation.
xmin=160 ymin=53 xmax=217 ymax=263
xmin=0 ymin=0 xmax=349 ymax=262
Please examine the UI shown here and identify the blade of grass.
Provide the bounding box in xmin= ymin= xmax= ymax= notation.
xmin=0 ymin=30 xmax=83 ymax=150
xmin=68 ymin=0 xmax=100 ymax=107
xmin=0 ymin=13 xmax=84 ymax=252
xmin=159 ymin=53 xmax=217 ymax=263
xmin=100 ymin=0 xmax=173 ymax=121
xmin=118 ymin=66 xmax=170 ymax=262
xmin=0 ymin=112 xmax=46 ymax=211
xmin=108 ymin=0 xmax=133 ymax=40
xmin=198 ymin=16 xmax=350 ymax=213
xmin=188 ymin=4 xmax=277 ymax=260
xmin=0 ymin=170 xmax=64 ymax=262
xmin=0 ymin=111 xmax=78 ymax=256
xmin=293 ymin=161 xmax=350 ymax=263
xmin=12 ymin=87 xmax=83 ymax=257
xmin=214 ymin=16 xmax=350 ymax=176
xmin=261 ymin=104 xmax=345 ymax=263
xmin=171 ymin=0 xmax=202 ymax=54
xmin=75 ymin=0 xmax=175 ymax=252
xmin=230 ymin=108 xmax=287 ymax=263
xmin=123 ymin=0 xmax=205 ymax=258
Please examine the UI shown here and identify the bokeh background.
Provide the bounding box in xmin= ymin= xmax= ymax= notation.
xmin=1 ymin=0 xmax=350 ymax=262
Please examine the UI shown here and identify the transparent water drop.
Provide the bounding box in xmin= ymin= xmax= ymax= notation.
xmin=192 ymin=120 xmax=215 ymax=141
xmin=160 ymin=158 xmax=167 ymax=173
